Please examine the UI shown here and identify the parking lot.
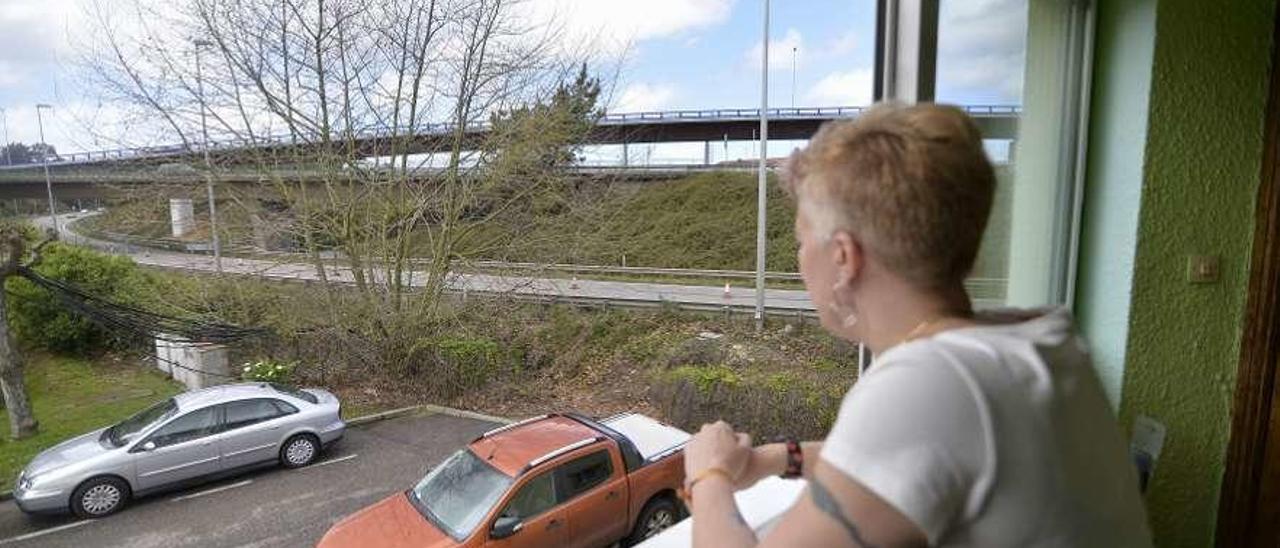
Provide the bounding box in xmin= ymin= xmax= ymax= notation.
xmin=0 ymin=411 xmax=500 ymax=547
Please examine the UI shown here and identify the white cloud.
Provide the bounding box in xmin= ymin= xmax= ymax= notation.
xmin=826 ymin=31 xmax=859 ymax=56
xmin=526 ymin=0 xmax=734 ymax=55
xmin=806 ymin=69 xmax=873 ymax=106
xmin=935 ymin=0 xmax=1027 ymax=103
xmin=615 ymin=83 xmax=677 ymax=112
xmin=744 ymin=28 xmax=804 ymax=72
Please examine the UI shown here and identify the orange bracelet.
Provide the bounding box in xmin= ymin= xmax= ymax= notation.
xmin=679 ymin=467 xmax=733 ymax=509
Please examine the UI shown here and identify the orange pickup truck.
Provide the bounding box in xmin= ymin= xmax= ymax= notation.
xmin=317 ymin=413 xmax=690 ymax=548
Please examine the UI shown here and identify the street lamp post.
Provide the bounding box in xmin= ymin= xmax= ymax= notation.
xmin=791 ymin=46 xmax=798 ymax=108
xmin=755 ymin=0 xmax=770 ymax=331
xmin=193 ymin=38 xmax=222 ymax=273
xmin=35 ymin=104 xmax=57 ymax=235
xmin=0 ymin=108 xmax=10 ymax=166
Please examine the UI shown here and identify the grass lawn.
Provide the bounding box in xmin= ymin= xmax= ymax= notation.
xmin=0 ymin=354 xmax=183 ymax=486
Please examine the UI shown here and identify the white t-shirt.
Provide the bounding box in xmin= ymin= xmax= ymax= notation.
xmin=820 ymin=308 xmax=1153 ymax=547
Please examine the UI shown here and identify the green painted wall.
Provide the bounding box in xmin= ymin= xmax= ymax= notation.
xmin=1076 ymin=0 xmax=1156 ymax=409
xmin=1109 ymin=0 xmax=1275 ymax=546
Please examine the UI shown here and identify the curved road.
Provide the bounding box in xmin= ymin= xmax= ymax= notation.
xmin=36 ymin=213 xmax=817 ymax=316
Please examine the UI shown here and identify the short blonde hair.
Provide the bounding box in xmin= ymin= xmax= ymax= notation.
xmin=783 ymin=103 xmax=996 ymax=290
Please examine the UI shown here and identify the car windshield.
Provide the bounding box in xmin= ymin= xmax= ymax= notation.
xmin=409 ymin=449 xmax=513 ymax=540
xmin=105 ymin=399 xmax=178 ymax=447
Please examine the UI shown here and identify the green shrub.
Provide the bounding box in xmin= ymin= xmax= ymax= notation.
xmin=667 ymin=364 xmax=741 ymax=394
xmin=241 ymin=358 xmax=296 ymax=383
xmin=406 ymin=336 xmax=504 ymax=398
xmin=7 ymin=243 xmax=152 ymax=353
xmin=653 ymin=365 xmax=843 ymax=440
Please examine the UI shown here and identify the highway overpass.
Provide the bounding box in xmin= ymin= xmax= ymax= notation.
xmin=1 ymin=105 xmax=1018 ymax=169
xmin=0 ymin=104 xmax=1018 ymax=197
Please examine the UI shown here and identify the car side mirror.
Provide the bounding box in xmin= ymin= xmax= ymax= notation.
xmin=140 ymin=441 xmax=157 ymax=452
xmin=491 ymin=516 xmax=523 ymax=539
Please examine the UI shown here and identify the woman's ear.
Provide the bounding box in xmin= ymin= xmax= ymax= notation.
xmin=829 ymin=230 xmax=863 ymax=288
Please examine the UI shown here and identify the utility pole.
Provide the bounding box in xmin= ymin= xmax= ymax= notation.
xmin=755 ymin=0 xmax=770 ymax=331
xmin=35 ymin=104 xmax=56 ymax=235
xmin=194 ymin=38 xmax=222 ymax=273
xmin=0 ymin=108 xmax=10 ymax=166
xmin=791 ymin=46 xmax=798 ymax=108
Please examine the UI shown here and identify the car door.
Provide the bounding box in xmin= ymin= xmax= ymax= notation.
xmin=556 ymin=449 xmax=629 ymax=548
xmin=132 ymin=405 xmax=222 ymax=491
xmin=485 ymin=470 xmax=568 ymax=547
xmin=218 ymin=398 xmax=297 ymax=470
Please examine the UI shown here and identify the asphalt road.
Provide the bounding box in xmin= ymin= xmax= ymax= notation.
xmin=36 ymin=213 xmax=819 ymax=313
xmin=0 ymin=411 xmax=499 ymax=548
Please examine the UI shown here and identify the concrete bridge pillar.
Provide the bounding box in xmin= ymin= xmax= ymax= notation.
xmin=170 ymin=198 xmax=195 ymax=237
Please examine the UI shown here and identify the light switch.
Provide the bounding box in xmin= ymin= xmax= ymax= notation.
xmin=1187 ymin=255 xmax=1220 ymax=284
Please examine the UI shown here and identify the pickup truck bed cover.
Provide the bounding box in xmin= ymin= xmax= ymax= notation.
xmin=602 ymin=414 xmax=691 ymax=462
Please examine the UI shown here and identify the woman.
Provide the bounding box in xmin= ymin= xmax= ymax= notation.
xmin=683 ymin=103 xmax=1152 ymax=547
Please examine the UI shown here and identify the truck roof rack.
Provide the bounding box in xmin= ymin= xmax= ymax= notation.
xmin=473 ymin=414 xmax=554 ymax=442
xmin=519 ymin=436 xmax=605 ymax=475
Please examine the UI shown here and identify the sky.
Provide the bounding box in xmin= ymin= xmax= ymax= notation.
xmin=0 ymin=0 xmax=1027 ymax=159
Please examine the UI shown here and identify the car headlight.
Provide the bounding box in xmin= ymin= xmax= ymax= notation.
xmin=18 ymin=474 xmax=31 ymax=491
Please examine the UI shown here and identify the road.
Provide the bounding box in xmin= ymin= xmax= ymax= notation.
xmin=37 ymin=213 xmax=818 ymax=314
xmin=0 ymin=411 xmax=500 ymax=548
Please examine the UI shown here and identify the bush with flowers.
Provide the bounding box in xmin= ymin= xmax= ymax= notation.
xmin=240 ymin=359 xmax=296 ymax=383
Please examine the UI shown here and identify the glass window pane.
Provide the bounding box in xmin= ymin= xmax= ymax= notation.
xmin=271 ymin=399 xmax=299 ymax=415
xmin=936 ymin=0 xmax=1084 ymax=306
xmin=557 ymin=450 xmax=613 ymax=499
xmin=150 ymin=407 xmax=219 ymax=447
xmin=224 ymin=399 xmax=283 ymax=430
xmin=500 ymin=472 xmax=557 ymax=520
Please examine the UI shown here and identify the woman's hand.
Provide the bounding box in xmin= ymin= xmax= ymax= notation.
xmin=685 ymin=421 xmax=753 ymax=482
xmin=733 ymin=444 xmax=785 ymax=490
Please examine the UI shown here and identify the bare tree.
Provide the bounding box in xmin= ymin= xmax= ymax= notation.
xmin=0 ymin=229 xmax=53 ymax=439
xmin=76 ymin=0 xmax=611 ymax=352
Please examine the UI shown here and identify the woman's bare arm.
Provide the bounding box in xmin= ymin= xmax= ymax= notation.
xmin=733 ymin=442 xmax=825 ymax=489
xmin=693 ymin=460 xmax=927 ymax=548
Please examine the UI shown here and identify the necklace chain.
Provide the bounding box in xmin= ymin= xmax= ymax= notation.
xmin=895 ymin=317 xmax=944 ymax=349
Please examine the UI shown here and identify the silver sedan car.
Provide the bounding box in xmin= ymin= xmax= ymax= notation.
xmin=13 ymin=382 xmax=345 ymax=518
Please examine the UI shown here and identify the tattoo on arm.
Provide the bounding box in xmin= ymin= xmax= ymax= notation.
xmin=809 ymin=478 xmax=879 ymax=548
xmin=728 ymin=507 xmax=748 ymax=528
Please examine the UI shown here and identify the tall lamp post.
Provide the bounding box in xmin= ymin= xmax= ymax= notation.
xmin=791 ymin=46 xmax=798 ymax=108
xmin=0 ymin=107 xmax=10 ymax=166
xmin=35 ymin=104 xmax=57 ymax=235
xmin=193 ymin=38 xmax=222 ymax=273
xmin=755 ymin=0 xmax=770 ymax=331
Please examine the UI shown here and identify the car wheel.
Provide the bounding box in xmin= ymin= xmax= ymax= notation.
xmin=71 ymin=476 xmax=130 ymax=519
xmin=625 ymin=497 xmax=680 ymax=546
xmin=280 ymin=434 xmax=320 ymax=468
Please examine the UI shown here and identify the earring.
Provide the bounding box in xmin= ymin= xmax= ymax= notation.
xmin=842 ymin=310 xmax=859 ymax=328
xmin=829 ymin=283 xmax=858 ymax=328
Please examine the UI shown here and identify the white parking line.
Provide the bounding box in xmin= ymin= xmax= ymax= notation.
xmin=307 ymin=454 xmax=359 ymax=469
xmin=0 ymin=519 xmax=96 ymax=545
xmin=171 ymin=479 xmax=253 ymax=502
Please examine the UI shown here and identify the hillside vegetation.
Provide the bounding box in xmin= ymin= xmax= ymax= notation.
xmin=85 ymin=168 xmax=1011 ymax=279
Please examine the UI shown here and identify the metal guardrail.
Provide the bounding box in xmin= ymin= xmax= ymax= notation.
xmin=77 ymin=226 xmax=1007 ymax=299
xmin=1 ymin=104 xmax=1021 ymax=170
